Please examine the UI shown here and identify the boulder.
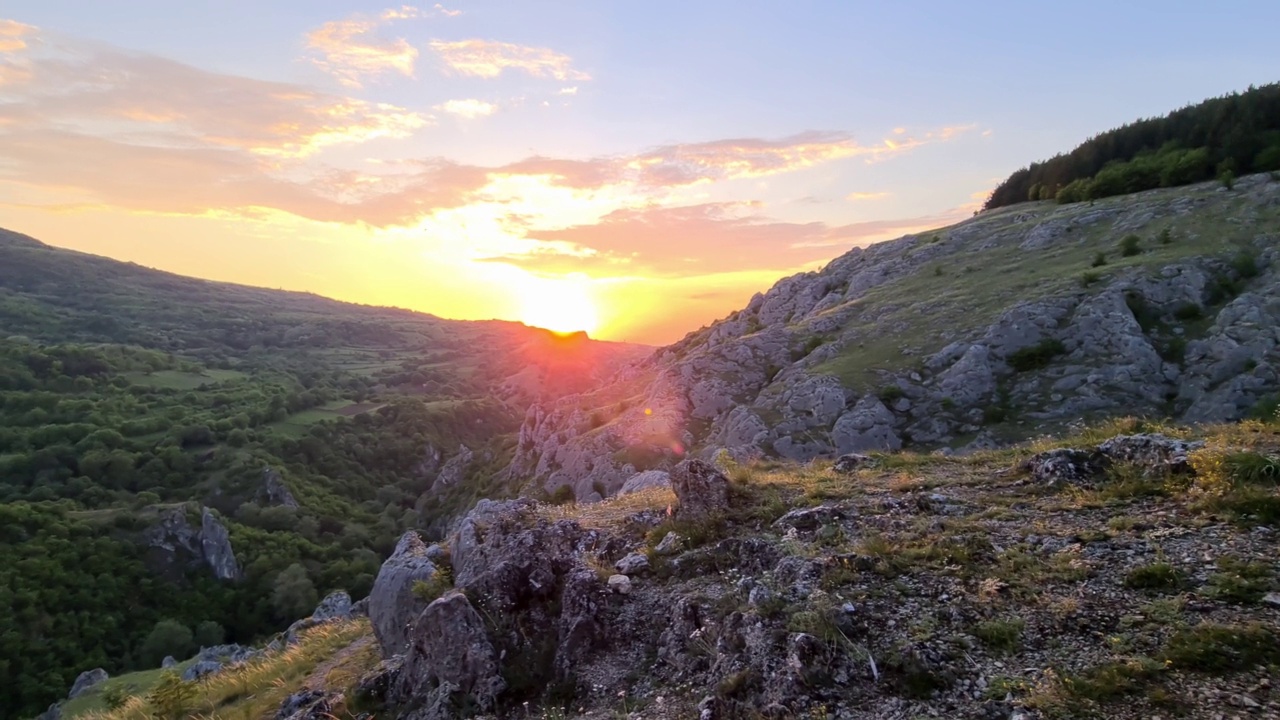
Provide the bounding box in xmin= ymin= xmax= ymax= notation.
xmin=1096 ymin=433 xmax=1204 ymax=473
xmin=262 ymin=467 xmax=299 ymax=508
xmin=615 ymin=551 xmax=650 ymax=575
xmin=310 ymin=590 xmax=353 ymax=622
xmin=654 ymin=532 xmax=684 ymax=556
xmin=773 ymin=504 xmax=847 ymax=532
xmin=1021 ymin=448 xmax=1109 ymax=486
xmin=608 ymin=574 xmax=633 ymax=594
xmin=619 ymin=470 xmax=672 ymax=496
xmin=671 ymin=459 xmax=730 ymax=519
xmin=831 ymin=396 xmax=902 ymax=454
xmin=393 ymin=592 xmax=505 ymax=717
xmin=36 ymin=703 xmax=61 ymax=720
xmin=161 ymin=656 xmax=177 ymax=669
xmin=368 ymin=531 xmax=438 ymax=656
xmin=276 ymin=689 xmax=342 ymax=720
xmin=146 ymin=505 xmax=242 ymax=582
xmin=435 ymin=444 xmax=474 ymax=489
xmin=68 ymin=668 xmax=108 ymax=699
xmin=832 ymin=453 xmax=874 ymax=474
xmin=182 ymin=660 xmax=223 ymax=682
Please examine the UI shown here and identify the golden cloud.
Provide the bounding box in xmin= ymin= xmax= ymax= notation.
xmin=0 ymin=18 xmax=35 ymax=53
xmin=305 ymin=9 xmax=421 ymax=88
xmin=846 ymin=191 xmax=890 ymax=202
xmin=429 ymin=39 xmax=590 ymax=81
xmin=439 ymin=98 xmax=499 ymax=119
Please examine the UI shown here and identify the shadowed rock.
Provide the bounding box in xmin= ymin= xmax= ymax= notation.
xmin=671 ymin=459 xmax=729 ymax=519
xmin=368 ymin=531 xmax=438 ymax=656
xmin=68 ymin=669 xmax=107 ymax=699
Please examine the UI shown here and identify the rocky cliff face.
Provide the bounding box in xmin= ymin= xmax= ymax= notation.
xmin=145 ymin=505 xmax=241 ymax=581
xmin=506 ymin=174 xmax=1280 ymax=498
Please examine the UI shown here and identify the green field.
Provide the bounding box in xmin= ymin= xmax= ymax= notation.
xmin=124 ymin=369 xmax=246 ymax=390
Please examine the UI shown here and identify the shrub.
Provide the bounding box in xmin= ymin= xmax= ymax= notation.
xmin=1007 ymin=339 xmax=1066 ymax=372
xmin=1163 ymin=623 xmax=1280 ymax=671
xmin=879 ymin=385 xmax=905 ymax=402
xmin=972 ymin=618 xmax=1025 ymax=654
xmin=549 ymin=484 xmax=575 ymax=505
xmin=1230 ymin=250 xmax=1259 ymax=279
xmin=1124 ymin=563 xmax=1184 ymax=591
xmin=147 ymin=671 xmax=198 ymax=720
xmin=140 ymin=620 xmax=193 ymax=668
xmin=1079 ymin=271 xmax=1102 ymax=287
xmin=1219 ymin=169 xmax=1235 ymax=190
xmin=1119 ymin=234 xmax=1142 ymax=257
xmin=1172 ymin=303 xmax=1202 ymax=321
xmin=1091 ymin=252 xmax=1108 ymax=267
xmin=1158 ymin=228 xmax=1173 ymax=244
xmin=411 ymin=565 xmax=455 ymax=603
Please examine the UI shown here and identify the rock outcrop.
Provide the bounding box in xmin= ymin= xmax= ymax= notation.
xmin=670 ymin=459 xmax=729 ymax=519
xmin=67 ymin=668 xmax=107 ymax=699
xmin=145 ymin=505 xmax=242 ymax=581
xmin=261 ymin=467 xmax=299 ymax=508
xmin=368 ymin=532 xmax=438 ymax=656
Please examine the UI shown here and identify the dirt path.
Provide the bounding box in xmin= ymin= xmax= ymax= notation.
xmin=301 ymin=635 xmax=376 ymax=690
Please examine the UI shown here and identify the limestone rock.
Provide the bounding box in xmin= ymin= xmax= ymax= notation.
xmin=276 ymin=689 xmax=343 ymax=720
xmin=1021 ymin=448 xmax=1109 ymax=486
xmin=619 ymin=470 xmax=672 ymax=496
xmin=182 ymin=660 xmax=223 ymax=682
xmin=831 ymin=396 xmax=902 ymax=454
xmin=310 ymin=590 xmax=353 ymax=622
xmin=1097 ymin=433 xmax=1204 ymax=473
xmin=671 ymin=459 xmax=730 ymax=519
xmin=774 ymin=504 xmax=847 ymax=532
xmin=615 ymin=551 xmax=650 ymax=575
xmin=161 ymin=656 xmax=177 ymax=669
xmin=261 ymin=467 xmax=299 ymax=508
xmin=608 ymin=574 xmax=633 ymax=594
xmin=200 ymin=508 xmax=241 ymax=581
xmin=435 ymin=444 xmax=474 ymax=489
xmin=368 ymin=531 xmax=438 ymax=656
xmin=832 ymin=453 xmax=874 ymax=474
xmin=36 ymin=703 xmax=61 ymax=720
xmin=654 ymin=532 xmax=684 ymax=555
xmin=393 ymin=592 xmax=505 ymax=717
xmin=68 ymin=668 xmax=107 ymax=699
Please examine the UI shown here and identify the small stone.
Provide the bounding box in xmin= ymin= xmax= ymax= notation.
xmin=832 ymin=453 xmax=874 ymax=474
xmin=615 ymin=552 xmax=650 ymax=575
xmin=1262 ymin=592 xmax=1280 ymax=608
xmin=748 ymin=585 xmax=775 ymax=608
xmin=607 ymin=574 xmax=633 ymax=595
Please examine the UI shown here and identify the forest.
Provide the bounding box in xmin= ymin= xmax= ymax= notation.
xmin=984 ymin=82 xmax=1280 ymax=209
xmin=0 ymin=230 xmax=638 ymax=718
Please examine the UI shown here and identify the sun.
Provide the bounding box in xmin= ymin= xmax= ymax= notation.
xmin=519 ymin=276 xmax=599 ymax=336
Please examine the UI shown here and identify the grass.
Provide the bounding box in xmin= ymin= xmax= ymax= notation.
xmin=1123 ymin=563 xmax=1184 ymax=592
xmin=812 ymin=178 xmax=1278 ymax=390
xmin=81 ymin=619 xmax=373 ymax=720
xmin=971 ymin=618 xmax=1025 ymax=654
xmin=60 ymin=662 xmax=195 ymax=718
xmin=266 ymin=400 xmax=381 ymax=437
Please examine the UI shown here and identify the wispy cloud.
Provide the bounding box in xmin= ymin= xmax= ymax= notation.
xmin=0 ymin=18 xmax=35 ymax=53
xmin=846 ymin=191 xmax=890 ymax=202
xmin=429 ymin=39 xmax=590 ymax=81
xmin=558 ymin=86 xmax=578 ymax=95
xmin=438 ymin=98 xmax=498 ymax=119
xmin=305 ymin=7 xmax=423 ymax=87
xmin=432 ymin=3 xmax=462 ymax=17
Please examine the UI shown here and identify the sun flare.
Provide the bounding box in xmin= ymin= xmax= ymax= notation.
xmin=519 ymin=276 xmax=600 ymax=335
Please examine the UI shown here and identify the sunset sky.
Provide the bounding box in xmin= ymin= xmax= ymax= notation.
xmin=1 ymin=2 xmax=1277 ymax=344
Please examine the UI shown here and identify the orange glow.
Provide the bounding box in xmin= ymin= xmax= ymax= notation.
xmin=519 ymin=275 xmax=599 ymax=335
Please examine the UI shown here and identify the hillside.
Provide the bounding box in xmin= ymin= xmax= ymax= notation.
xmin=0 ymin=230 xmax=647 ymax=720
xmin=66 ymin=417 xmax=1280 ymax=720
xmin=506 ymin=174 xmax=1280 ymax=501
xmin=984 ymin=83 xmax=1280 ymax=209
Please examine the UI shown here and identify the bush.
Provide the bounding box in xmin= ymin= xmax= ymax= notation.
xmin=411 ymin=566 xmax=455 ymax=604
xmin=972 ymin=618 xmax=1025 ymax=654
xmin=1158 ymin=228 xmax=1173 ymax=245
xmin=1007 ymin=339 xmax=1066 ymax=372
xmin=147 ymin=671 xmax=198 ymax=720
xmin=879 ymin=385 xmax=905 ymax=402
xmin=1119 ymin=234 xmax=1142 ymax=257
xmin=1079 ymin=271 xmax=1102 ymax=287
xmin=140 ymin=620 xmax=193 ymax=668
xmin=1124 ymin=563 xmax=1184 ymax=591
xmin=194 ymin=620 xmax=224 ymax=649
xmin=1091 ymin=252 xmax=1108 ymax=267
xmin=1163 ymin=623 xmax=1280 ymax=671
xmin=1230 ymin=250 xmax=1259 ymax=279
xmin=1172 ymin=303 xmax=1203 ymax=321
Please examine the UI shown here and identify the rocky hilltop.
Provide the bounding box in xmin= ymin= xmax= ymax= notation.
xmin=507 ymin=174 xmax=1280 ymax=502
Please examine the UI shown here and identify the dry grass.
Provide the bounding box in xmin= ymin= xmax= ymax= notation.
xmin=82 ymin=619 xmax=372 ymax=720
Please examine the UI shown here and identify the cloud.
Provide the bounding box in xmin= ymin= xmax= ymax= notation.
xmin=439 ymin=98 xmax=498 ymax=119
xmin=0 ymin=18 xmax=35 ymax=53
xmin=429 ymin=39 xmax=590 ymax=81
xmin=558 ymin=86 xmax=578 ymax=95
xmin=846 ymin=191 xmax=890 ymax=202
xmin=432 ymin=3 xmax=463 ymax=17
xmin=305 ymin=7 xmax=422 ymax=87
xmin=479 ymin=203 xmax=971 ymax=277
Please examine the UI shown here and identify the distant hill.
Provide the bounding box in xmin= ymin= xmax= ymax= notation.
xmin=984 ymin=83 xmax=1280 ymax=209
xmin=509 ymin=173 xmax=1280 ymax=500
xmin=0 ymin=228 xmax=647 ymax=719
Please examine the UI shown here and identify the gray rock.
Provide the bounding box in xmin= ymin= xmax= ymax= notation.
xmin=350 ymin=596 xmax=369 ymax=617
xmin=200 ymin=508 xmax=241 ymax=581
xmin=654 ymin=532 xmax=684 ymax=555
xmin=261 ymin=467 xmax=299 ymax=508
xmin=774 ymin=504 xmax=847 ymax=532
xmin=1263 ymin=592 xmax=1280 ymax=608
xmin=1021 ymin=448 xmax=1109 ymax=486
xmin=435 ymin=445 xmax=474 ymax=489
xmin=276 ymin=689 xmax=343 ymax=720
xmin=368 ymin=531 xmax=438 ymax=656
xmin=1097 ymin=433 xmax=1204 ymax=473
xmin=614 ymin=551 xmax=650 ymax=575
xmin=671 ymin=459 xmax=730 ymax=519
xmin=831 ymin=396 xmax=902 ymax=454
xmin=608 ymin=574 xmax=633 ymax=594
xmin=393 ymin=592 xmax=505 ymax=717
xmin=618 ymin=470 xmax=672 ymax=496
xmin=36 ymin=703 xmax=61 ymax=720
xmin=832 ymin=453 xmax=874 ymax=473
xmin=182 ymin=660 xmax=223 ymax=682
xmin=68 ymin=668 xmax=107 ymax=699
xmin=310 ymin=590 xmax=353 ymax=622
xmin=161 ymin=656 xmax=177 ymax=669
xmin=748 ymin=584 xmax=776 ymax=609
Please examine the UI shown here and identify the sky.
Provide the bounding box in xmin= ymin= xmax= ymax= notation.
xmin=1 ymin=2 xmax=1277 ymax=344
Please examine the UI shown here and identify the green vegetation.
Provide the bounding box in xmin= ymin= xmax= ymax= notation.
xmin=0 ymin=229 xmax=639 ymax=718
xmin=1007 ymin=339 xmax=1066 ymax=372
xmin=1123 ymin=563 xmax=1184 ymax=592
xmin=986 ymin=83 xmax=1280 ymax=209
